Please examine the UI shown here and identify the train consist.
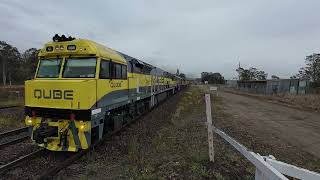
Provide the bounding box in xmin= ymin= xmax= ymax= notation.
xmin=24 ymin=35 xmax=188 ymax=152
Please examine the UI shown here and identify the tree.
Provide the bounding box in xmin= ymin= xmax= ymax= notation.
xmin=201 ymin=72 xmax=225 ymax=84
xmin=305 ymin=54 xmax=320 ymax=82
xmin=292 ymin=53 xmax=320 ymax=85
xmin=178 ymin=73 xmax=186 ymax=80
xmin=21 ymin=48 xmax=39 ymax=80
xmin=256 ymin=70 xmax=268 ymax=80
xmin=236 ymin=66 xmax=267 ymax=81
xmin=0 ymin=41 xmax=21 ymax=85
xmin=236 ymin=67 xmax=244 ymax=80
xmin=271 ymin=75 xmax=280 ymax=79
xmin=0 ymin=41 xmax=39 ymax=86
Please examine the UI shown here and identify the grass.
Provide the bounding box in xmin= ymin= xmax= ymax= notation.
xmin=0 ymin=99 xmax=24 ymax=108
xmin=75 ymin=86 xmax=255 ymax=179
xmin=0 ymin=99 xmax=24 ymax=129
xmin=224 ymin=88 xmax=320 ymax=112
xmin=0 ymin=86 xmax=24 ymax=108
xmin=0 ymin=113 xmax=24 ymax=128
xmin=281 ymin=94 xmax=320 ymax=111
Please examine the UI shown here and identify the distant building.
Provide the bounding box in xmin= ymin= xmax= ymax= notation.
xmin=229 ymin=79 xmax=309 ymax=95
xmin=226 ymin=80 xmax=238 ymax=88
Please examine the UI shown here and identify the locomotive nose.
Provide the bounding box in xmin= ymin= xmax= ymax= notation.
xmin=33 ymin=123 xmax=58 ymax=144
xmin=25 ymin=79 xmax=97 ymax=110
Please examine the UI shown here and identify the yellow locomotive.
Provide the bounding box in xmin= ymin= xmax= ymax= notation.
xmin=25 ymin=35 xmax=186 ymax=152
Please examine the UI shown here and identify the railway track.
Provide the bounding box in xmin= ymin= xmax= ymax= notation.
xmin=37 ymin=105 xmax=156 ymax=179
xmin=0 ymin=127 xmax=30 ymax=150
xmin=0 ymin=126 xmax=45 ymax=177
xmin=0 ymin=105 xmax=21 ymax=110
xmin=0 ymin=149 xmax=45 ymax=174
xmin=0 ymin=114 xmax=146 ymax=179
xmin=1 ymin=90 xmax=187 ymax=179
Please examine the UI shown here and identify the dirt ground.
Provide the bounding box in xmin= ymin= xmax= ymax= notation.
xmin=223 ymin=88 xmax=320 ymax=112
xmin=214 ymin=89 xmax=320 ymax=172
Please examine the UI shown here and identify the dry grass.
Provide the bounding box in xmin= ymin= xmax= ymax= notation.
xmin=0 ymin=112 xmax=24 ymax=128
xmin=223 ymin=88 xmax=320 ymax=112
xmin=279 ymin=94 xmax=320 ymax=111
xmin=0 ymin=87 xmax=24 ymax=129
xmin=64 ymin=86 xmax=255 ymax=179
xmin=0 ymin=99 xmax=24 ymax=108
xmin=120 ymin=87 xmax=212 ymax=179
xmin=0 ymin=86 xmax=24 ymax=108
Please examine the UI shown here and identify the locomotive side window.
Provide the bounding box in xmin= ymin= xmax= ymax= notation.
xmin=122 ymin=65 xmax=127 ymax=79
xmin=132 ymin=62 xmax=142 ymax=74
xmin=110 ymin=63 xmax=115 ymax=79
xmin=37 ymin=59 xmax=62 ymax=78
xmin=115 ymin=64 xmax=122 ymax=79
xmin=128 ymin=61 xmax=133 ymax=73
xmin=99 ymin=60 xmax=110 ymax=79
xmin=109 ymin=61 xmax=127 ymax=79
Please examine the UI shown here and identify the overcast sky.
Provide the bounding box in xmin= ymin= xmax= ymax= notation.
xmin=1 ymin=0 xmax=320 ymax=79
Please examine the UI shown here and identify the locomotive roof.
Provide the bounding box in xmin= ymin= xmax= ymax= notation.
xmin=39 ymin=39 xmax=127 ymax=64
xmin=39 ymin=37 xmax=177 ymax=76
xmin=117 ymin=51 xmax=175 ymax=77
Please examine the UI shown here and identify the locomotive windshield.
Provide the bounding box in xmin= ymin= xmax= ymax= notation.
xmin=62 ymin=58 xmax=96 ymax=78
xmin=36 ymin=59 xmax=62 ymax=78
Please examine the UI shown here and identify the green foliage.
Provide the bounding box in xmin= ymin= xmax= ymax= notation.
xmin=236 ymin=67 xmax=267 ymax=80
xmin=191 ymin=162 xmax=210 ymax=177
xmin=178 ymin=73 xmax=186 ymax=80
xmin=21 ymin=48 xmax=40 ymax=80
xmin=0 ymin=41 xmax=39 ymax=85
xmin=293 ymin=54 xmax=320 ymax=87
xmin=201 ymin=72 xmax=225 ymax=84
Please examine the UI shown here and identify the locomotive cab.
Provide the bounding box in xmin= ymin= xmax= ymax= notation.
xmin=25 ymin=37 xmax=128 ymax=151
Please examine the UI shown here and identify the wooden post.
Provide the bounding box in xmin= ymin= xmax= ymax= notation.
xmin=205 ymin=94 xmax=214 ymax=162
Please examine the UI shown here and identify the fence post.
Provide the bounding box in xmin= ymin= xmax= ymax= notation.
xmin=205 ymin=94 xmax=214 ymax=162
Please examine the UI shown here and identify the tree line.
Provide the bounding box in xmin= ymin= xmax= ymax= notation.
xmin=236 ymin=66 xmax=268 ymax=81
xmin=0 ymin=41 xmax=39 ymax=86
xmin=201 ymin=72 xmax=225 ymax=84
xmin=291 ymin=53 xmax=320 ymax=87
xmin=234 ymin=53 xmax=320 ymax=88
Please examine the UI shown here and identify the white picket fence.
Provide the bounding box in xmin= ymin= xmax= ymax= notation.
xmin=205 ymin=93 xmax=320 ymax=180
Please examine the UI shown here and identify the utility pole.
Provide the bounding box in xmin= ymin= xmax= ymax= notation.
xmin=238 ymin=61 xmax=241 ymax=80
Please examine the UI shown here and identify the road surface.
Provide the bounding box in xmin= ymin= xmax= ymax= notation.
xmin=214 ymin=90 xmax=320 ymax=171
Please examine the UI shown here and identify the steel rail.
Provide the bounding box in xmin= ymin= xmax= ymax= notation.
xmin=37 ymin=88 xmax=189 ymax=179
xmin=0 ymin=127 xmax=29 ymax=139
xmin=0 ymin=135 xmax=30 ymax=149
xmin=0 ymin=149 xmax=45 ymax=174
xmin=36 ymin=106 xmax=157 ymax=180
xmin=0 ymin=105 xmax=21 ymax=110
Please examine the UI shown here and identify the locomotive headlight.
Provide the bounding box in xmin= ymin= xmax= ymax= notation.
xmin=46 ymin=46 xmax=53 ymax=52
xmin=67 ymin=45 xmax=76 ymax=51
xmin=78 ymin=121 xmax=89 ymax=132
xmin=59 ymin=45 xmax=64 ymax=50
xmin=26 ymin=118 xmax=33 ymax=126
